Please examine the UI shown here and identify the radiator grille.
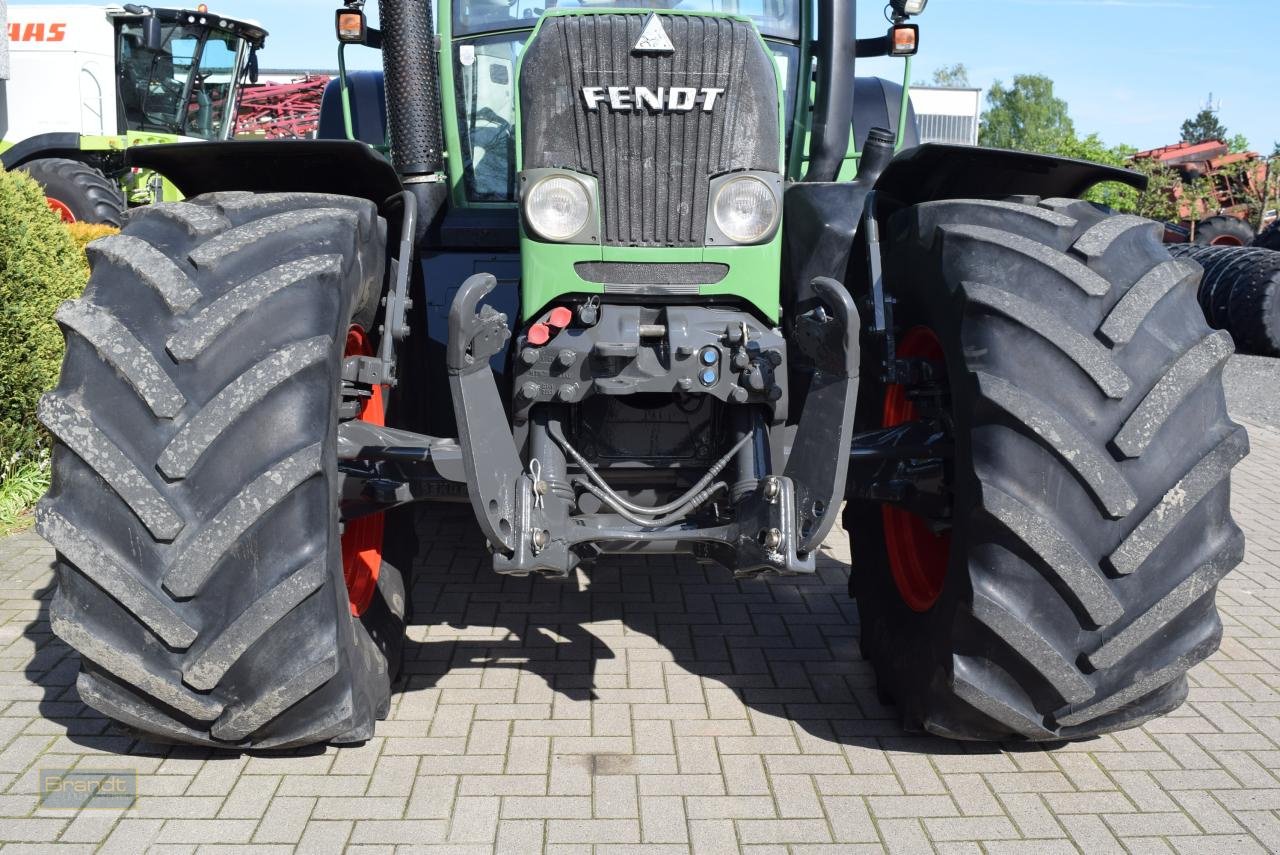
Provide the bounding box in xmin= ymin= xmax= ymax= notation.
xmin=520 ymin=14 xmax=780 ymax=248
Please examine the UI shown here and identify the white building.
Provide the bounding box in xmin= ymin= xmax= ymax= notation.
xmin=910 ymin=86 xmax=982 ymax=146
xmin=1 ymin=0 xmax=9 ymax=80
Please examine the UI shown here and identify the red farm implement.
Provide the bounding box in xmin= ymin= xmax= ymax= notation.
xmin=235 ymin=75 xmax=331 ymax=140
xmin=1132 ymin=140 xmax=1278 ymax=245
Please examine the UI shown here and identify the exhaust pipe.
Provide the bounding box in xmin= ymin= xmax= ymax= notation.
xmin=379 ymin=0 xmax=447 ymax=236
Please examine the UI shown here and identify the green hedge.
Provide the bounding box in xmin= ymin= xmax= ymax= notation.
xmin=0 ymin=166 xmax=95 ymax=521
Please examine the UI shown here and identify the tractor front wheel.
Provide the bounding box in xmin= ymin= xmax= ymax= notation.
xmin=847 ymin=198 xmax=1247 ymax=740
xmin=18 ymin=158 xmax=126 ymax=227
xmin=39 ymin=192 xmax=402 ymax=748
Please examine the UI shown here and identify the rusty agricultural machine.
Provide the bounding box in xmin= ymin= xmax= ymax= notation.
xmin=235 ymin=75 xmax=331 ymax=140
xmin=1132 ymin=140 xmax=1278 ymax=246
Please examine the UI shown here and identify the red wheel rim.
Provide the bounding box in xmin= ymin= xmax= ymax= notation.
xmin=341 ymin=325 xmax=385 ymax=617
xmin=1209 ymin=235 xmax=1245 ymax=246
xmin=46 ymin=197 xmax=76 ymax=223
xmin=881 ymin=326 xmax=952 ymax=612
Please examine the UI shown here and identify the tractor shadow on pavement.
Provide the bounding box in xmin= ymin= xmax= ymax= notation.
xmin=395 ymin=505 xmax=1010 ymax=757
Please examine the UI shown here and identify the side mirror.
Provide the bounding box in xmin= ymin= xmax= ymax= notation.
xmin=143 ymin=14 xmax=164 ymax=51
xmin=247 ymin=47 xmax=259 ymax=83
xmin=336 ymin=8 xmax=368 ymax=44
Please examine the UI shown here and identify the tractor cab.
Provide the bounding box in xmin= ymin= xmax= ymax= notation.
xmin=112 ymin=6 xmax=266 ymax=141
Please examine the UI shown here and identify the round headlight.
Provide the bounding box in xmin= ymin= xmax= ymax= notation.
xmin=525 ymin=175 xmax=591 ymax=242
xmin=713 ymin=176 xmax=778 ymax=244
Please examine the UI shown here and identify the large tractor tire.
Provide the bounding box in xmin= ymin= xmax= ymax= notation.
xmin=1252 ymin=220 xmax=1280 ymax=252
xmin=846 ymin=198 xmax=1247 ymax=741
xmin=1169 ymin=244 xmax=1280 ymax=358
xmin=39 ymin=192 xmax=408 ymax=749
xmin=1193 ymin=214 xmax=1256 ymax=247
xmin=18 ymin=157 xmax=126 ymax=227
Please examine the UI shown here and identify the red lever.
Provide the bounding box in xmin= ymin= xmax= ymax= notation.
xmin=548 ymin=306 xmax=574 ymax=329
xmin=527 ymin=323 xmax=552 ymax=346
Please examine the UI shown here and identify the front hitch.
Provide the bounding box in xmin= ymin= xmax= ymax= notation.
xmin=446 ymin=272 xmax=860 ymax=578
xmin=447 ymin=273 xmax=525 ymax=555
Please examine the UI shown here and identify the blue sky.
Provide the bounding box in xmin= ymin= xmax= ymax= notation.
xmin=19 ymin=0 xmax=1277 ymax=151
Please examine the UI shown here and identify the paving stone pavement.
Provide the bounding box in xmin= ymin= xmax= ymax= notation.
xmin=1 ymin=417 xmax=1279 ymax=853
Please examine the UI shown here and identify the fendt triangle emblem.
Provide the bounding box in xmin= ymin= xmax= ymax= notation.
xmin=634 ymin=13 xmax=674 ymax=54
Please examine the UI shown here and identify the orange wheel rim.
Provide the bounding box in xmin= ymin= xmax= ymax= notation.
xmin=881 ymin=326 xmax=952 ymax=612
xmin=46 ymin=197 xmax=76 ymax=223
xmin=341 ymin=325 xmax=385 ymax=617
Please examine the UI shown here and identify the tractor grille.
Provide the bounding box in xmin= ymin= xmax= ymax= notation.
xmin=519 ymin=13 xmax=780 ymax=248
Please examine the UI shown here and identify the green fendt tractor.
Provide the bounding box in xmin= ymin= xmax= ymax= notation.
xmin=40 ymin=0 xmax=1248 ymax=748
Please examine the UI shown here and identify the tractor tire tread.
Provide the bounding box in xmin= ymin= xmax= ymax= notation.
xmin=850 ymin=196 xmax=1246 ymax=741
xmin=40 ymin=192 xmax=391 ymax=749
xmin=18 ymin=158 xmax=127 ymax=227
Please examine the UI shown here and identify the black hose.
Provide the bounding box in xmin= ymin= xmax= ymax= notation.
xmin=578 ymin=480 xmax=728 ymax=529
xmin=547 ymin=422 xmax=751 ymax=517
xmin=804 ymin=0 xmax=856 ymax=182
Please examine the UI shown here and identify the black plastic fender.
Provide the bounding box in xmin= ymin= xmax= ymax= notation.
xmin=126 ymin=140 xmax=404 ymax=209
xmin=0 ymin=132 xmax=83 ymax=170
xmin=872 ymin=143 xmax=1146 ymax=209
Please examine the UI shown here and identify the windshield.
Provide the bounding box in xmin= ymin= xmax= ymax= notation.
xmin=117 ymin=20 xmax=249 ymax=140
xmin=454 ymin=1 xmax=799 ymax=40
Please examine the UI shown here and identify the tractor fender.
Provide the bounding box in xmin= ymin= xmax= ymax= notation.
xmin=0 ymin=132 xmax=83 ymax=170
xmin=871 ymin=143 xmax=1147 ymax=209
xmin=126 ymin=139 xmax=404 ymax=210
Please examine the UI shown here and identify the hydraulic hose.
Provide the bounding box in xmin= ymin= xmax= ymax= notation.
xmin=578 ymin=480 xmax=728 ymax=529
xmin=547 ymin=422 xmax=751 ymax=517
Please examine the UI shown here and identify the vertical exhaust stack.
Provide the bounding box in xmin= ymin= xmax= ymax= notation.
xmin=804 ymin=0 xmax=856 ymax=183
xmin=379 ymin=0 xmax=447 ymax=235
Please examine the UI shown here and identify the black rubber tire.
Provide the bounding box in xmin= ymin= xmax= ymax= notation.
xmin=1193 ymin=215 xmax=1257 ymax=247
xmin=1168 ymin=244 xmax=1280 ymax=358
xmin=39 ymin=191 xmax=398 ymax=749
xmin=846 ymin=198 xmax=1248 ymax=741
xmin=1254 ymin=221 xmax=1280 ymax=251
xmin=18 ymin=157 xmax=127 ymax=227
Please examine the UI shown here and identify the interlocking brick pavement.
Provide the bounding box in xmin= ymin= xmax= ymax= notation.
xmin=2 ymin=416 xmax=1280 ymax=852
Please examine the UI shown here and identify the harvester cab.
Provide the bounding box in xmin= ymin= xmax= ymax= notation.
xmin=42 ymin=0 xmax=1249 ymax=749
xmin=2 ymin=4 xmax=266 ymax=223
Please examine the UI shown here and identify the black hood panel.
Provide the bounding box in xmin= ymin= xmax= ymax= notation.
xmin=520 ymin=13 xmax=780 ymax=248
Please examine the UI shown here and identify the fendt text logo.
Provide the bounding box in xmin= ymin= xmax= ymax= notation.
xmin=7 ymin=22 xmax=68 ymax=43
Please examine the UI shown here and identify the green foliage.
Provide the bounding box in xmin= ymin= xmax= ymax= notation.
xmin=66 ymin=222 xmax=120 ymax=253
xmin=1228 ymin=133 xmax=1252 ymax=154
xmin=979 ymin=74 xmax=1074 ymax=151
xmin=929 ymin=63 xmax=970 ymax=88
xmin=0 ymin=456 xmax=50 ymax=537
xmin=0 ymin=166 xmax=92 ymax=530
xmin=1036 ymin=131 xmax=1139 ymax=210
xmin=1180 ymin=108 xmax=1228 ymax=145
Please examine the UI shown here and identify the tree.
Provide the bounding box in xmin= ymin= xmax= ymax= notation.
xmin=1181 ymin=107 xmax=1228 ymax=144
xmin=1042 ymin=132 xmax=1140 ymax=211
xmin=1228 ymin=134 xmax=1251 ymax=154
xmin=979 ymin=74 xmax=1074 ymax=152
xmin=930 ymin=63 xmax=970 ymax=88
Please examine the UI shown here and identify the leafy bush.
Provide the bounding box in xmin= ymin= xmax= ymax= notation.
xmin=66 ymin=222 xmax=121 ymax=253
xmin=0 ymin=166 xmax=107 ymax=531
